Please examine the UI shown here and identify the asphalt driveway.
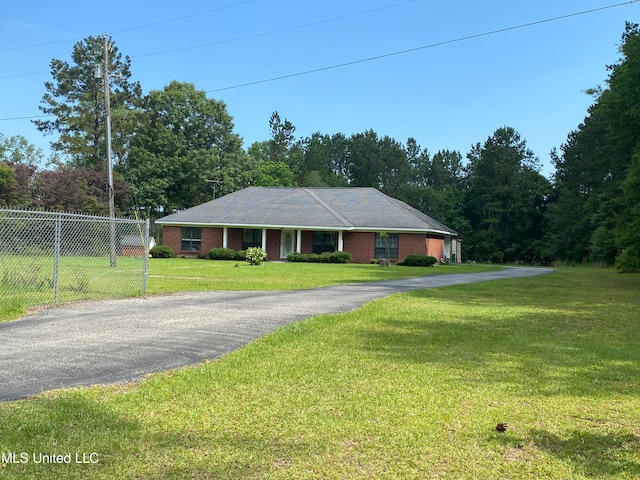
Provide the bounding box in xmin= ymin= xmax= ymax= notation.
xmin=0 ymin=267 xmax=551 ymax=402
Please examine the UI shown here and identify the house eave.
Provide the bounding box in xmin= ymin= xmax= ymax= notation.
xmin=156 ymin=220 xmax=456 ymax=236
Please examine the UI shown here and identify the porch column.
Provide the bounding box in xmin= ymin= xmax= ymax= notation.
xmin=222 ymin=227 xmax=228 ymax=248
xmin=337 ymin=231 xmax=344 ymax=251
xmin=262 ymin=228 xmax=267 ymax=250
xmin=296 ymin=230 xmax=302 ymax=253
xmin=444 ymin=235 xmax=452 ymax=260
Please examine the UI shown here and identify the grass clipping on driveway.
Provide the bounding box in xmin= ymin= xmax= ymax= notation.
xmin=1 ymin=268 xmax=639 ymax=479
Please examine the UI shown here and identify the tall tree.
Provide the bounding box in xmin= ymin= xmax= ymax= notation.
xmin=307 ymin=132 xmax=351 ymax=186
xmin=299 ymin=132 xmax=348 ymax=187
xmin=546 ymin=23 xmax=640 ymax=265
xmin=33 ymin=35 xmax=141 ymax=168
xmin=348 ymin=129 xmax=383 ymax=187
xmin=378 ymin=135 xmax=411 ymax=197
xmin=247 ymin=140 xmax=296 ymax=187
xmin=615 ymin=152 xmax=640 ymax=271
xmin=464 ymin=127 xmax=550 ymax=263
xmin=267 ymin=112 xmax=296 ymax=161
xmin=0 ymin=134 xmax=44 ymax=208
xmin=126 ymin=81 xmax=249 ymax=216
xmin=299 ymin=133 xmax=331 ymax=186
xmin=0 ymin=134 xmax=45 ymax=166
xmin=267 ymin=112 xmax=303 ymax=175
xmin=404 ymin=137 xmax=429 ymax=186
xmin=29 ymin=164 xmax=129 ymax=214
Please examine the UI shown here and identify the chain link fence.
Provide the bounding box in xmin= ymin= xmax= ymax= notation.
xmin=0 ymin=208 xmax=149 ymax=315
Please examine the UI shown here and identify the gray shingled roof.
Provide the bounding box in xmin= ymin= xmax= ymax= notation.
xmin=155 ymin=187 xmax=457 ymax=235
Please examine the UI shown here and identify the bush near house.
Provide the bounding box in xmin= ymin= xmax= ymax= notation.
xmin=149 ymin=246 xmax=174 ymax=258
xmin=287 ymin=251 xmax=352 ymax=264
xmin=246 ymin=247 xmax=267 ymax=265
xmin=398 ymin=254 xmax=438 ymax=267
xmin=208 ymin=247 xmax=246 ymax=261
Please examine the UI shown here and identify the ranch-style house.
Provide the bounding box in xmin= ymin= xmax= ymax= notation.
xmin=155 ymin=187 xmax=460 ymax=264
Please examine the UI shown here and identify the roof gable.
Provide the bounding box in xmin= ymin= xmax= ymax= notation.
xmin=156 ymin=187 xmax=456 ymax=235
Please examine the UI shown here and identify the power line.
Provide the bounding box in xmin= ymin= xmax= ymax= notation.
xmin=207 ymin=0 xmax=639 ymax=92
xmin=132 ymin=0 xmax=417 ymax=59
xmin=0 ymin=114 xmax=52 ymax=121
xmin=0 ymin=0 xmax=637 ymax=122
xmin=0 ymin=71 xmax=49 ymax=80
xmin=0 ymin=0 xmax=255 ymax=53
xmin=110 ymin=0 xmax=255 ymax=35
xmin=0 ymin=0 xmax=416 ymax=79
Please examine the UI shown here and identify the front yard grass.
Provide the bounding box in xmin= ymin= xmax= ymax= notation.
xmin=0 ymin=267 xmax=638 ymax=479
xmin=146 ymin=258 xmax=502 ymax=293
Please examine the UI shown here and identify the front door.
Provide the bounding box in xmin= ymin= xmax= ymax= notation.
xmin=281 ymin=230 xmax=295 ymax=259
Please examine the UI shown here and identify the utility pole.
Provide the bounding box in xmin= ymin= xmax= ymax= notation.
xmin=102 ymin=34 xmax=117 ymax=268
xmin=206 ymin=179 xmax=221 ymax=200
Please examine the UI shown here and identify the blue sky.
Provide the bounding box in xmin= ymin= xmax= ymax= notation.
xmin=1 ymin=0 xmax=638 ymax=177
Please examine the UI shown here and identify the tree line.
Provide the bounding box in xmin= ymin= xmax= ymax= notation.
xmin=1 ymin=25 xmax=639 ymax=271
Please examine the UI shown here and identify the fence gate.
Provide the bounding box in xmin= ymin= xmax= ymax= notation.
xmin=0 ymin=208 xmax=149 ymax=313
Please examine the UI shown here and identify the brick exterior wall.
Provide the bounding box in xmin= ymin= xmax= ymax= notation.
xmin=161 ymin=226 xmax=223 ymax=257
xmin=265 ymin=229 xmax=280 ymax=260
xmin=120 ymin=246 xmax=145 ymax=256
xmin=398 ymin=233 xmax=428 ymax=261
xmin=426 ymin=237 xmax=445 ymax=261
xmin=162 ymin=226 xmax=182 ymax=255
xmin=202 ymin=228 xmax=222 ymax=254
xmin=161 ymin=225 xmax=449 ymax=263
xmin=343 ymin=232 xmax=375 ymax=264
xmin=227 ymin=228 xmax=245 ymax=251
xmin=300 ymin=231 xmax=314 ymax=254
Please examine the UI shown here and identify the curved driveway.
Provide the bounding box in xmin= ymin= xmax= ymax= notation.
xmin=1 ymin=267 xmax=551 ymax=402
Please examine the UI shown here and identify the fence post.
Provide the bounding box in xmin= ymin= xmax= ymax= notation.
xmin=53 ymin=213 xmax=61 ymax=304
xmin=1 ymin=208 xmax=148 ymax=311
xmin=143 ymin=219 xmax=149 ymax=293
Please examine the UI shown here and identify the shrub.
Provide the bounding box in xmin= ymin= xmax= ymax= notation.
xmin=208 ymin=248 xmax=246 ymax=261
xmin=287 ymin=251 xmax=352 ymax=264
xmin=286 ymin=253 xmax=313 ymax=263
xmin=398 ymin=254 xmax=437 ymax=267
xmin=149 ymin=245 xmax=174 ymax=258
xmin=327 ymin=251 xmax=352 ymax=263
xmin=616 ymin=247 xmax=640 ymax=273
xmin=208 ymin=247 xmax=238 ymax=260
xmin=246 ymin=247 xmax=267 ymax=265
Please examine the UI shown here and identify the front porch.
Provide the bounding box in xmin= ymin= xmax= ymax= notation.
xmin=163 ymin=225 xmax=455 ymax=264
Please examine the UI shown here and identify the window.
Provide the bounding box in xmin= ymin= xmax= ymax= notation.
xmin=313 ymin=231 xmax=336 ymax=254
xmin=181 ymin=227 xmax=201 ymax=252
xmin=375 ymin=233 xmax=398 ymax=260
xmin=242 ymin=229 xmax=262 ymax=250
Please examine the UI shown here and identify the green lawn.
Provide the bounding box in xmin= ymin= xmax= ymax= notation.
xmin=0 ymin=267 xmax=638 ymax=479
xmin=0 ymin=255 xmax=146 ymax=321
xmin=146 ymin=258 xmax=501 ymax=293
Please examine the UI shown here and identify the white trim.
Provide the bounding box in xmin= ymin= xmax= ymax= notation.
xmin=444 ymin=235 xmax=452 ymax=259
xmin=156 ymin=221 xmax=456 ymax=236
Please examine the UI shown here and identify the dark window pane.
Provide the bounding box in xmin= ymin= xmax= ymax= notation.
xmin=374 ymin=233 xmax=398 ymax=259
xmin=181 ymin=227 xmax=202 ymax=252
xmin=313 ymin=231 xmax=335 ymax=254
xmin=242 ymin=229 xmax=262 ymax=250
